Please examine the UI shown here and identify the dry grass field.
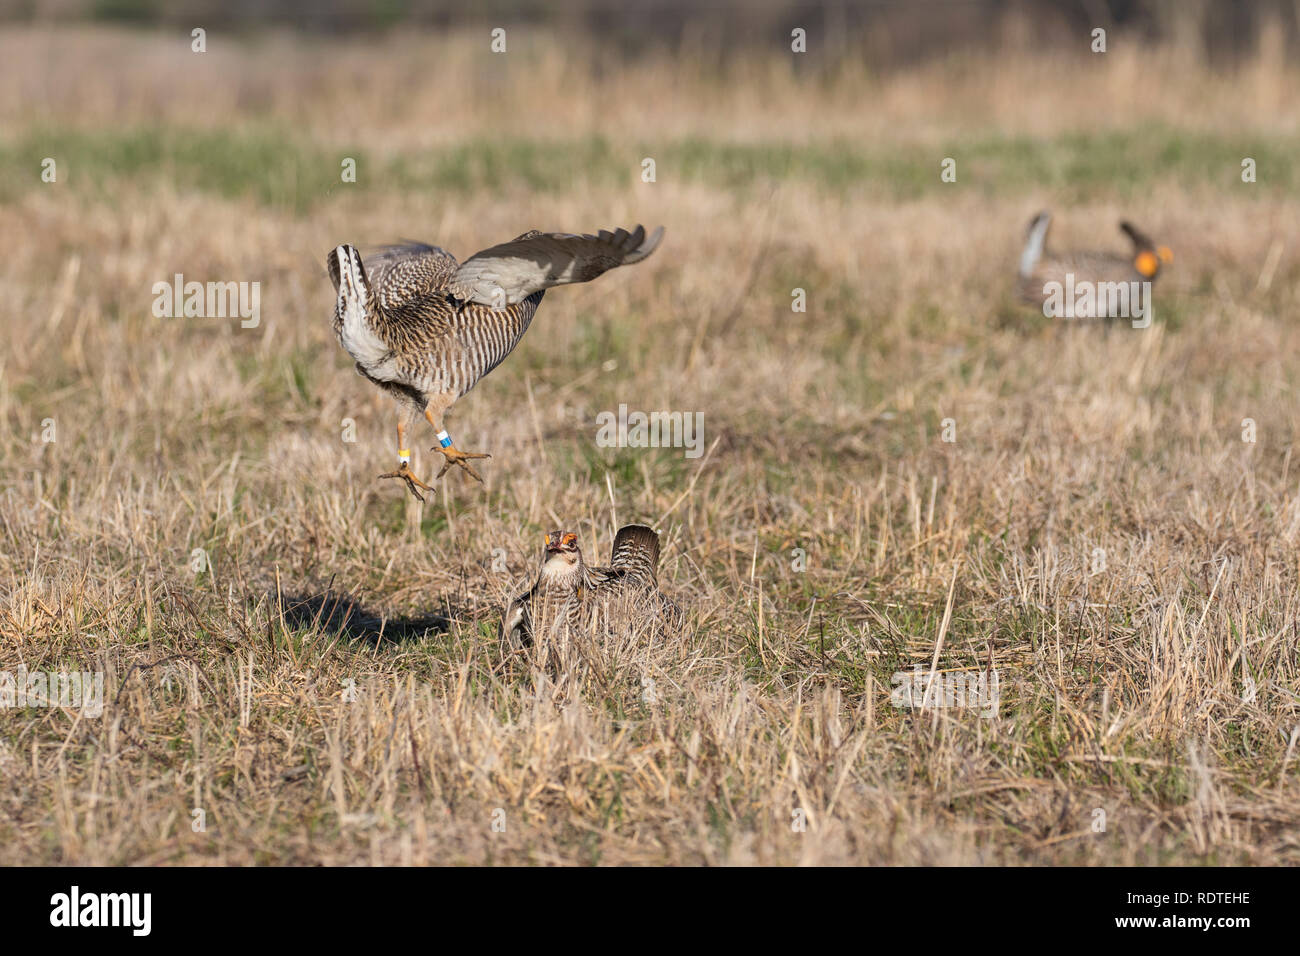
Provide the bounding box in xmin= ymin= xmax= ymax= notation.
xmin=3 ymin=22 xmax=1300 ymax=865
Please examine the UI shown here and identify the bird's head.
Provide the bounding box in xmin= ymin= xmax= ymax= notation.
xmin=326 ymin=244 xmax=373 ymax=325
xmin=1119 ymin=221 xmax=1173 ymax=279
xmin=541 ymin=531 xmax=584 ymax=575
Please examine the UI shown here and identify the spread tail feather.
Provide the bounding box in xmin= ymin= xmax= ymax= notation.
xmin=1019 ymin=210 xmax=1051 ymax=279
xmin=610 ymin=524 xmax=661 ymax=579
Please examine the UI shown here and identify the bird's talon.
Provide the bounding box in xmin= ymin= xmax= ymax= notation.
xmin=378 ymin=463 xmax=433 ymax=501
xmin=433 ymin=446 xmax=491 ymax=483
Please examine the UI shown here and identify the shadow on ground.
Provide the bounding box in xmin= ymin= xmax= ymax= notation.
xmin=270 ymin=588 xmax=457 ymax=644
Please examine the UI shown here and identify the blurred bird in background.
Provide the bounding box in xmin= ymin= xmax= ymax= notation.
xmin=1017 ymin=211 xmax=1172 ymax=317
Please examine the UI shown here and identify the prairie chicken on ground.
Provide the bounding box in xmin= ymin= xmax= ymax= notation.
xmin=326 ymin=225 xmax=664 ymax=500
xmin=1017 ymin=211 xmax=1172 ymax=317
xmin=500 ymin=524 xmax=680 ymax=651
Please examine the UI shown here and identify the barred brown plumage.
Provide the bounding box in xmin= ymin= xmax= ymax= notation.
xmin=326 ymin=225 xmax=664 ymax=500
xmin=500 ymin=525 xmax=681 ymax=652
xmin=1016 ymin=211 xmax=1172 ymax=317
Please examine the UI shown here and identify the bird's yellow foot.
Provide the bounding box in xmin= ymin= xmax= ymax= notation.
xmin=378 ymin=462 xmax=434 ymax=502
xmin=434 ymin=445 xmax=491 ymax=482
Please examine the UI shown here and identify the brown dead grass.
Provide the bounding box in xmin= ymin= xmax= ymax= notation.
xmin=1 ymin=26 xmax=1299 ymax=865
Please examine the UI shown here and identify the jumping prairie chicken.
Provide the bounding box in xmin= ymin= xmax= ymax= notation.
xmin=1017 ymin=211 xmax=1172 ymax=317
xmin=326 ymin=225 xmax=664 ymax=500
xmin=500 ymin=524 xmax=679 ymax=651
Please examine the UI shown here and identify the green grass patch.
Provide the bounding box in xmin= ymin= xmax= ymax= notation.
xmin=5 ymin=124 xmax=1295 ymax=211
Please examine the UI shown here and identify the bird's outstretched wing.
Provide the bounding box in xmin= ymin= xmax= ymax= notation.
xmin=363 ymin=242 xmax=459 ymax=311
xmin=448 ymin=225 xmax=664 ymax=307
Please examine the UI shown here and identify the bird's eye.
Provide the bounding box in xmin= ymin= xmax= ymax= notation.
xmin=544 ymin=534 xmax=551 ymax=546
